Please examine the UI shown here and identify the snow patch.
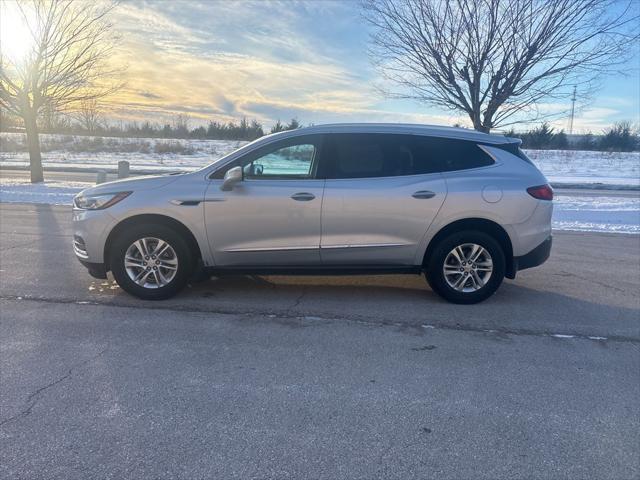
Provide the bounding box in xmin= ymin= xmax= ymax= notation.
xmin=525 ymin=149 xmax=640 ymax=187
xmin=1 ymin=132 xmax=245 ymax=172
xmin=553 ymin=194 xmax=640 ymax=234
xmin=0 ymin=178 xmax=90 ymax=205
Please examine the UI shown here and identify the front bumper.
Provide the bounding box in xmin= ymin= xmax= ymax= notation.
xmin=72 ymin=208 xmax=115 ymax=279
xmin=513 ymin=235 xmax=552 ymax=273
xmin=72 ymin=208 xmax=114 ymax=262
xmin=77 ymin=258 xmax=108 ymax=279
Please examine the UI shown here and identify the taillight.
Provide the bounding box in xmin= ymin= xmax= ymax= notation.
xmin=527 ymin=184 xmax=554 ymax=201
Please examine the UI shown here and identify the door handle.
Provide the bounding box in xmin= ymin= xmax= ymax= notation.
xmin=412 ymin=190 xmax=436 ymax=199
xmin=291 ymin=192 xmax=315 ymax=201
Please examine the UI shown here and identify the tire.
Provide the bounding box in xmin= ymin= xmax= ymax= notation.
xmin=425 ymin=230 xmax=505 ymax=304
xmin=109 ymin=223 xmax=194 ymax=300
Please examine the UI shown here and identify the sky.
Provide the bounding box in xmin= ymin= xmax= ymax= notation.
xmin=4 ymin=0 xmax=639 ymax=133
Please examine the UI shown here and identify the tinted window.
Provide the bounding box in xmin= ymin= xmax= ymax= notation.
xmin=492 ymin=142 xmax=535 ymax=165
xmin=325 ymin=134 xmax=423 ymax=179
xmin=412 ymin=136 xmax=495 ymax=172
xmin=325 ymin=134 xmax=494 ymax=179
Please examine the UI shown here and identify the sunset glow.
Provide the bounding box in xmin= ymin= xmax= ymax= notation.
xmin=2 ymin=0 xmax=637 ymax=131
xmin=0 ymin=1 xmax=35 ymax=64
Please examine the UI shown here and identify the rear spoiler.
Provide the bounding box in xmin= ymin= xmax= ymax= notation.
xmin=481 ymin=139 xmax=533 ymax=165
xmin=501 ymin=136 xmax=523 ymax=146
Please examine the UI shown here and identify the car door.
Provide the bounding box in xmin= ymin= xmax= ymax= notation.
xmin=204 ymin=135 xmax=325 ymax=266
xmin=320 ymin=133 xmax=447 ymax=265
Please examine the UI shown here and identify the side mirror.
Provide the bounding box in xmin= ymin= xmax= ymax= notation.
xmin=220 ymin=166 xmax=243 ymax=191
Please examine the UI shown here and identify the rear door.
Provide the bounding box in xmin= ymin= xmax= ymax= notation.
xmin=320 ymin=133 xmax=447 ymax=265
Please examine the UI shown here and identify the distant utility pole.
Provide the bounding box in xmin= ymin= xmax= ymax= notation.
xmin=568 ymin=85 xmax=577 ymax=134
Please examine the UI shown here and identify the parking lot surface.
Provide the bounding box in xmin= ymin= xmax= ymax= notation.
xmin=1 ymin=203 xmax=639 ymax=479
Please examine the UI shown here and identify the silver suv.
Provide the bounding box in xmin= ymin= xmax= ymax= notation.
xmin=72 ymin=124 xmax=553 ymax=304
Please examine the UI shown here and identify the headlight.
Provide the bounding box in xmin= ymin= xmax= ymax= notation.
xmin=73 ymin=191 xmax=131 ymax=210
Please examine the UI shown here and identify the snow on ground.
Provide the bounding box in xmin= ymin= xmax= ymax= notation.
xmin=525 ymin=149 xmax=639 ymax=187
xmin=553 ymin=195 xmax=640 ymax=234
xmin=0 ymin=132 xmax=246 ymax=172
xmin=1 ymin=132 xmax=639 ymax=186
xmin=0 ymin=178 xmax=91 ymax=205
xmin=1 ymin=177 xmax=638 ymax=234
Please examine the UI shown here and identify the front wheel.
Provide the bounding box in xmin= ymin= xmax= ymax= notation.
xmin=110 ymin=224 xmax=194 ymax=300
xmin=425 ymin=231 xmax=505 ymax=304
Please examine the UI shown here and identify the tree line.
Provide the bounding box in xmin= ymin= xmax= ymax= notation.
xmin=0 ymin=110 xmax=303 ymax=142
xmin=3 ymin=107 xmax=637 ymax=152
xmin=505 ymin=122 xmax=639 ymax=152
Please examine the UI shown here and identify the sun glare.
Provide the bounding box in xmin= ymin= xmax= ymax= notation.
xmin=0 ymin=1 xmax=36 ymax=63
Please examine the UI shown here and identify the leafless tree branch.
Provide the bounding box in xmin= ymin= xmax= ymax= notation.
xmin=362 ymin=0 xmax=640 ymax=132
xmin=0 ymin=0 xmax=123 ymax=182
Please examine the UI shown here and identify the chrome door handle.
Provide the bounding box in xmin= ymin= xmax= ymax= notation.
xmin=291 ymin=192 xmax=315 ymax=201
xmin=412 ymin=190 xmax=436 ymax=199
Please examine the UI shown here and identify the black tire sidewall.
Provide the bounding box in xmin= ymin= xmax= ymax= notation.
xmin=426 ymin=230 xmax=505 ymax=304
xmin=110 ymin=224 xmax=193 ymax=300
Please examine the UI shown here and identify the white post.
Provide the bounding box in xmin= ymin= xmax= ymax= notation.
xmin=118 ymin=160 xmax=130 ymax=179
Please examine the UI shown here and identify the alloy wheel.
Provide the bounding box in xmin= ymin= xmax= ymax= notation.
xmin=443 ymin=243 xmax=493 ymax=293
xmin=124 ymin=237 xmax=178 ymax=289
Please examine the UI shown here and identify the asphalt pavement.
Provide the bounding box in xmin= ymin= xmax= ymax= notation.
xmin=1 ymin=203 xmax=639 ymax=479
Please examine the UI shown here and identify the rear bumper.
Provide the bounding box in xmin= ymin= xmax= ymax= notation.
xmin=513 ymin=235 xmax=552 ymax=274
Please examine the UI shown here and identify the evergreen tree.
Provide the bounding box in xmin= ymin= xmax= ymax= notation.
xmin=286 ymin=118 xmax=301 ymax=130
xmin=270 ymin=120 xmax=285 ymax=134
xmin=551 ymin=129 xmax=568 ymax=149
xmin=577 ymin=132 xmax=595 ymax=150
xmin=523 ymin=123 xmax=555 ymax=149
xmin=600 ymin=122 xmax=638 ymax=151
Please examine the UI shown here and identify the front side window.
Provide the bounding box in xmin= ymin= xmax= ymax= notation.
xmin=243 ymin=143 xmax=316 ymax=179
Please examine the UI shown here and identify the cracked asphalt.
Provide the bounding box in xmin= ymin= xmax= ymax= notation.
xmin=1 ymin=203 xmax=639 ymax=479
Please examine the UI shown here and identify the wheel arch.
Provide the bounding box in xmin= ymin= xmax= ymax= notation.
xmin=422 ymin=218 xmax=516 ymax=279
xmin=103 ymin=214 xmax=202 ymax=272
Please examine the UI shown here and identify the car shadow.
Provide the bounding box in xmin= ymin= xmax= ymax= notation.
xmin=126 ymin=273 xmax=640 ymax=340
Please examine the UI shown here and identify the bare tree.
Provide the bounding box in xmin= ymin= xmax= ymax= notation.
xmin=75 ymin=98 xmax=103 ymax=133
xmin=40 ymin=99 xmax=71 ymax=132
xmin=0 ymin=0 xmax=122 ymax=182
xmin=363 ymin=0 xmax=640 ymax=132
xmin=172 ymin=114 xmax=191 ymax=138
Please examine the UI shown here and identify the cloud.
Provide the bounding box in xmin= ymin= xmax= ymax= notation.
xmin=100 ymin=1 xmax=638 ymax=130
xmin=138 ymin=91 xmax=162 ymax=100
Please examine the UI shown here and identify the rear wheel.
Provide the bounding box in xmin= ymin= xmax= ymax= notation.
xmin=425 ymin=231 xmax=505 ymax=304
xmin=110 ymin=224 xmax=194 ymax=300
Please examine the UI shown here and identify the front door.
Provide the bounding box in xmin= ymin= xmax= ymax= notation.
xmin=204 ymin=135 xmax=325 ymax=266
xmin=320 ymin=133 xmax=447 ymax=265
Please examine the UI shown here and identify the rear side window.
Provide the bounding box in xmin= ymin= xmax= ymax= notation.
xmin=324 ymin=133 xmax=418 ymax=179
xmin=412 ymin=136 xmax=495 ymax=172
xmin=324 ymin=133 xmax=495 ymax=179
xmin=493 ymin=142 xmax=534 ymax=165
